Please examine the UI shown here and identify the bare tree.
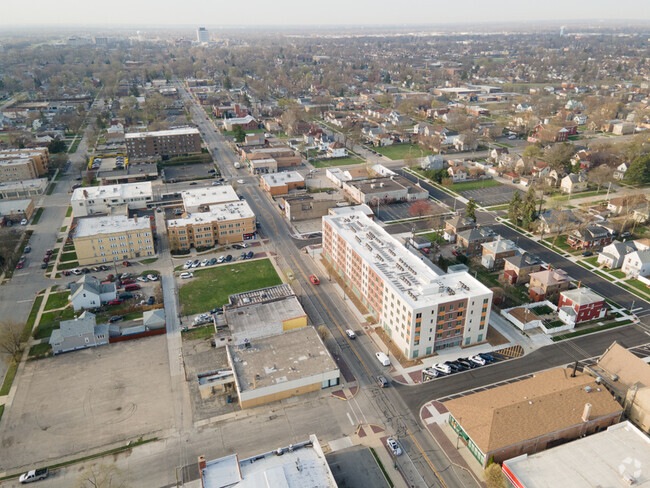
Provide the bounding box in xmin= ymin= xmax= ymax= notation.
xmin=317 ymin=325 xmax=329 ymax=341
xmin=588 ymin=165 xmax=613 ymax=192
xmin=76 ymin=463 xmax=128 ymax=488
xmin=484 ymin=463 xmax=506 ymax=488
xmin=0 ymin=320 xmax=24 ymax=364
xmin=409 ymin=200 xmax=433 ymax=217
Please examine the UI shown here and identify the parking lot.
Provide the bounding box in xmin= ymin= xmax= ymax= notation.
xmin=375 ymin=200 xmax=448 ymax=222
xmin=458 ymin=185 xmax=523 ymax=206
xmin=163 ymin=163 xmax=215 ymax=182
xmin=0 ymin=335 xmax=174 ymax=472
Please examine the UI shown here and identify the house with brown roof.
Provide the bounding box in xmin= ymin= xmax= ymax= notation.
xmin=445 ymin=368 xmax=623 ymax=467
xmin=528 ymin=268 xmax=570 ymax=302
xmin=566 ymin=224 xmax=612 ymax=250
xmin=444 ymin=215 xmax=475 ymax=242
xmin=481 ymin=237 xmax=519 ymax=270
xmin=587 ymin=342 xmax=650 ymax=434
xmin=503 ymin=253 xmax=543 ymax=284
xmin=456 ymin=227 xmax=497 ymax=256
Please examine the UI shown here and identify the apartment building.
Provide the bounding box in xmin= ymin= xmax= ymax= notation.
xmin=167 ymin=200 xmax=256 ymax=251
xmin=0 ymin=158 xmax=39 ymax=182
xmin=322 ymin=211 xmax=492 ymax=359
xmin=0 ymin=147 xmax=50 ymax=175
xmin=125 ymin=127 xmax=201 ymax=159
xmin=71 ymin=182 xmax=153 ymax=217
xmin=181 ymin=186 xmax=239 ymax=213
xmin=73 ymin=215 xmax=154 ymax=265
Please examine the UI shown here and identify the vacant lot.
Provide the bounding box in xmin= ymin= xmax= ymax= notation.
xmin=311 ymin=157 xmax=364 ymax=168
xmin=0 ymin=335 xmax=174 ymax=471
xmin=179 ymin=258 xmax=282 ymax=315
xmin=373 ymin=144 xmax=432 ymax=160
xmin=451 ymin=179 xmax=502 ymax=192
xmin=459 ymin=184 xmax=523 ymax=206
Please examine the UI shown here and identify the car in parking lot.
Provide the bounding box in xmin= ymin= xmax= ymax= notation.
xmin=16 ymin=261 xmax=24 ymax=269
xmin=180 ymin=272 xmax=194 ymax=279
xmin=217 ymin=256 xmax=225 ymax=264
xmin=147 ymin=296 xmax=155 ymax=305
xmin=189 ymin=182 xmax=198 ymax=186
xmin=183 ymin=260 xmax=193 ymax=270
xmin=386 ymin=437 xmax=402 ymax=456
xmin=246 ymin=251 xmax=254 ymax=259
xmin=122 ymin=261 xmax=131 ymax=267
xmin=107 ymin=299 xmax=123 ymax=306
xmin=432 ymin=363 xmax=451 ymax=374
xmin=209 ymin=258 xmax=217 ymax=266
xmin=147 ymin=274 xmax=158 ymax=281
xmin=192 ymin=259 xmax=200 ymax=268
xmin=40 ymin=262 xmax=47 ymax=269
xmin=42 ymin=256 xmax=49 ymax=263
xmin=225 ymin=254 xmax=232 ymax=262
xmin=24 ymin=246 xmax=31 ymax=253
xmin=121 ymin=279 xmax=136 ymax=285
xmin=109 ymin=315 xmax=123 ymax=323
xmin=478 ymin=352 xmax=495 ymax=363
xmin=137 ymin=276 xmax=148 ymax=282
xmin=445 ymin=361 xmax=463 ymax=372
xmin=456 ymin=358 xmax=475 ymax=369
xmin=232 ymin=243 xmax=246 ymax=249
xmin=72 ymin=268 xmax=82 ymax=275
xmin=237 ymin=179 xmax=244 ymax=184
xmin=201 ymin=258 xmax=209 ymax=267
xmin=118 ymin=293 xmax=134 ymax=300
xmin=20 ymin=218 xmax=28 ymax=225
xmin=309 ymin=274 xmax=320 ymax=285
xmin=469 ymin=355 xmax=486 ymax=366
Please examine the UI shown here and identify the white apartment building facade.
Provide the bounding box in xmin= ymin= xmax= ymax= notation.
xmin=322 ymin=211 xmax=492 ymax=359
xmin=71 ymin=182 xmax=153 ymax=217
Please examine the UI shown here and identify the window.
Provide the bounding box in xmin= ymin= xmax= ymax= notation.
xmin=477 ymin=334 xmax=483 ymax=342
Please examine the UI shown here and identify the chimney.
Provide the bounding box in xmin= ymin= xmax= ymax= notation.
xmin=581 ymin=403 xmax=592 ymax=422
xmin=198 ymin=455 xmax=207 ymax=471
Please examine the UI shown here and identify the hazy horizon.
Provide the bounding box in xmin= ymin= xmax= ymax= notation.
xmin=3 ymin=0 xmax=650 ymax=27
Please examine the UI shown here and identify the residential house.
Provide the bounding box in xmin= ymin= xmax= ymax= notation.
xmin=444 ymin=215 xmax=476 ymax=242
xmin=531 ymin=162 xmax=550 ymax=179
xmin=326 ymin=142 xmax=347 ymax=159
xmin=621 ymin=249 xmax=650 ymax=278
xmin=142 ymin=309 xmax=166 ymax=330
xmin=587 ymin=342 xmax=650 ymax=434
xmin=566 ymin=225 xmax=612 ymax=250
xmin=597 ymin=241 xmax=638 ymax=269
xmin=557 ymin=287 xmax=606 ymax=326
xmin=374 ymin=133 xmax=394 ymax=147
xmin=528 ymin=269 xmax=570 ymax=302
xmin=529 ymin=124 xmax=569 ymax=143
xmin=457 ymin=227 xmax=497 ymax=256
xmin=612 ymin=122 xmax=636 ymax=135
xmin=481 ymin=238 xmax=519 ymax=270
xmin=448 ymin=166 xmax=468 ymax=182
xmin=503 ymin=253 xmax=543 ymax=284
xmin=421 ymin=154 xmax=445 ymax=170
xmin=614 ymin=162 xmax=629 ymax=180
xmin=50 ymin=311 xmax=110 ymax=355
xmin=537 ymin=209 xmax=581 ymax=235
xmin=560 ymin=173 xmax=588 ymax=194
xmin=489 ymin=147 xmax=508 ymax=162
xmin=453 ymin=134 xmax=478 ymax=152
xmin=445 ymin=367 xmax=623 ymax=467
xmin=545 ymin=169 xmax=565 ymax=188
xmin=69 ymin=275 xmax=117 ymax=311
xmin=632 ymin=203 xmax=650 ymax=223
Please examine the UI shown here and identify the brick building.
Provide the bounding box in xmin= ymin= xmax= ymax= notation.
xmin=125 ymin=127 xmax=201 ymax=159
xmin=557 ymin=287 xmax=606 ymax=325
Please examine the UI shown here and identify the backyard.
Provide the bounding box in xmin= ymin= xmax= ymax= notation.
xmin=373 ymin=144 xmax=432 ymax=160
xmin=179 ymin=258 xmax=282 ymax=315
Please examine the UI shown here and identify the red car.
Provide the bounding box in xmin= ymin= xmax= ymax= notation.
xmin=121 ymin=278 xmax=136 ymax=285
xmin=108 ymin=299 xmax=123 ymax=306
xmin=422 ymin=248 xmax=430 ymax=254
xmin=45 ymin=249 xmax=53 ymax=255
xmin=452 ymin=250 xmax=459 ymax=257
xmin=42 ymin=256 xmax=50 ymax=263
xmin=106 ymin=274 xmax=114 ymax=281
xmin=16 ymin=262 xmax=24 ymax=269
xmin=309 ymin=274 xmax=320 ymax=285
xmin=122 ymin=261 xmax=131 ymax=267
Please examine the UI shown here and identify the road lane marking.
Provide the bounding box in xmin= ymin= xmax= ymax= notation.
xmin=406 ymin=427 xmax=449 ymax=488
xmin=346 ymin=412 xmax=355 ymax=426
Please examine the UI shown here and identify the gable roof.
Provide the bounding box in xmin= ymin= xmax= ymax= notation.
xmin=444 ymin=368 xmax=622 ymax=454
xmin=529 ymin=268 xmax=570 ymax=286
xmin=457 ymin=227 xmax=495 ymax=242
xmin=505 ymin=253 xmax=542 ymax=269
xmin=596 ymin=342 xmax=650 ymax=390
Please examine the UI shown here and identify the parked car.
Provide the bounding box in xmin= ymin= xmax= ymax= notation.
xmin=137 ymin=276 xmax=148 ymax=282
xmin=232 ymin=244 xmax=244 ymax=249
xmin=246 ymin=251 xmax=254 ymax=259
xmin=478 ymin=353 xmax=495 ymax=363
xmin=16 ymin=262 xmax=24 ymax=269
xmin=108 ymin=299 xmax=123 ymax=306
xmin=81 ymin=268 xmax=90 ymax=274
xmin=99 ymin=265 xmax=109 ymax=271
xmin=20 ymin=218 xmax=28 ymax=225
xmin=386 ymin=437 xmax=402 ymax=456
xmin=192 ymin=259 xmax=200 ymax=268
xmin=217 ymin=256 xmax=225 ymax=263
xmin=345 ymin=329 xmax=356 ymax=339
xmin=422 ymin=247 xmax=430 ymax=254
xmin=469 ymin=355 xmax=486 ymax=366
xmin=189 ymin=182 xmax=198 ymax=186
xmin=240 ymin=252 xmax=247 ymax=260
xmin=124 ymin=284 xmax=141 ymax=292
xmin=42 ymin=256 xmax=49 ymax=264
xmin=225 ymin=254 xmax=232 ymax=262
xmin=581 ymin=251 xmax=593 ymax=257
xmin=40 ymin=262 xmax=47 ymax=269
xmin=120 ymin=272 xmax=132 ymax=280
xmin=24 ymin=246 xmax=31 ymax=253
xmin=147 ymin=274 xmax=158 ymax=281
xmin=147 ymin=296 xmax=155 ymax=305
xmin=309 ymin=274 xmax=320 ymax=285
xmin=180 ymin=272 xmax=194 ymax=279
xmin=19 ymin=256 xmax=26 ymax=263
xmin=456 ymin=358 xmax=475 ymax=369
xmin=422 ymin=367 xmax=440 ymax=378
xmin=210 ymin=307 xmax=223 ymax=314
xmin=122 ymin=261 xmax=131 ymax=267
xmin=209 ymin=258 xmax=217 ymax=266
xmin=106 ymin=274 xmax=114 ymax=281
xmin=19 ymin=468 xmax=49 ymax=484
xmin=118 ymin=293 xmax=134 ymax=300
xmin=183 ymin=261 xmax=193 ymax=270
xmin=122 ymin=279 xmax=136 ymax=285
xmin=109 ymin=315 xmax=123 ymax=323
xmin=201 ymin=259 xmax=209 ymax=267
xmin=378 ymin=376 xmax=389 ymax=387
xmin=445 ymin=361 xmax=463 ymax=372
xmin=375 ymin=352 xmax=391 ymax=366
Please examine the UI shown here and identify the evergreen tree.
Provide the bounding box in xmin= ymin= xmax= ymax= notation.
xmin=626 ymin=154 xmax=650 ymax=184
xmin=522 ymin=186 xmax=537 ymax=224
xmin=508 ymin=191 xmax=522 ymax=223
xmin=465 ymin=198 xmax=477 ymax=221
xmin=232 ymin=125 xmax=246 ymax=143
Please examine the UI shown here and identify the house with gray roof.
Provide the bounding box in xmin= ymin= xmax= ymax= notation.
xmin=142 ymin=309 xmax=166 ymax=330
xmin=457 ymin=227 xmax=497 ymax=256
xmin=50 ymin=311 xmax=109 ymax=354
xmin=420 ymin=154 xmax=445 ymax=170
xmin=597 ymin=241 xmax=638 ymax=269
xmin=69 ymin=275 xmax=117 ymax=311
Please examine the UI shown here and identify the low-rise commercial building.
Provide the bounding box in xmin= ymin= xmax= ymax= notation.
xmin=260 ymin=171 xmax=305 ymax=196
xmin=71 ymin=182 xmax=153 ymax=217
xmin=181 ymin=186 xmax=239 ymax=213
xmin=445 ymin=367 xmax=623 ymax=467
xmin=343 ymin=175 xmax=428 ymax=205
xmin=226 ymin=327 xmax=340 ymax=409
xmin=97 ymin=163 xmax=158 ymax=185
xmin=0 ymin=178 xmax=48 ymax=200
xmin=125 ymin=127 xmax=201 ymax=159
xmin=323 ymin=211 xmax=492 ymax=360
xmin=284 ymin=195 xmax=339 ymax=222
xmin=502 ymin=421 xmax=650 ymax=488
xmin=167 ymin=200 xmax=256 ymax=251
xmin=0 ymin=147 xmax=50 ymax=175
xmin=73 ymin=214 xmax=154 ymax=265
xmin=240 ymin=146 xmax=301 ymax=170
xmin=0 ymin=198 xmax=34 ymax=224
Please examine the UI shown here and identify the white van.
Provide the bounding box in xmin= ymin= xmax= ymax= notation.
xmin=375 ymin=352 xmax=390 ymax=367
xmin=345 ymin=329 xmax=356 ymax=339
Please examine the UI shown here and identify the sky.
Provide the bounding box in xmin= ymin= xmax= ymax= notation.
xmin=3 ymin=0 xmax=650 ymax=27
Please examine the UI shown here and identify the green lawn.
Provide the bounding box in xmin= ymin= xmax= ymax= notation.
xmin=311 ymin=157 xmax=364 ymax=168
xmin=221 ymin=128 xmax=265 ymax=136
xmin=373 ymin=144 xmax=432 ymax=160
xmin=610 ymin=270 xmax=626 ymax=279
xmin=31 ymin=208 xmax=44 ymax=225
xmin=59 ymin=251 xmax=77 ymax=262
xmin=46 ymin=183 xmax=56 ymax=195
xmin=417 ymin=232 xmax=446 ymax=244
xmin=58 ymin=261 xmax=80 ymax=270
xmin=34 ymin=307 xmax=75 ymax=340
xmin=451 ymin=179 xmax=502 ymax=192
xmin=140 ymin=258 xmax=158 ymax=265
xmin=28 ymin=342 xmax=52 ymax=358
xmin=65 ymin=206 xmax=73 ymax=218
xmin=44 ymin=291 xmax=70 ymax=311
xmin=0 ymin=362 xmax=19 ymax=396
xmin=182 ymin=325 xmax=214 ymax=341
xmin=553 ymin=319 xmax=632 ymax=341
xmin=625 ymin=279 xmax=650 ymax=295
xmin=179 ymin=258 xmax=282 ymax=315
xmin=23 ymin=295 xmax=44 ymax=341
xmin=584 ymin=256 xmax=598 ymax=266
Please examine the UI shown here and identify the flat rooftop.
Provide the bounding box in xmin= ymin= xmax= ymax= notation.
xmin=71 ymin=181 xmax=153 ymax=201
xmin=323 ymin=211 xmax=492 ymax=308
xmin=503 ymin=421 xmax=650 ymax=488
xmin=0 ymin=199 xmax=32 ymax=213
xmin=181 ymin=186 xmax=239 ymax=209
xmin=229 ymin=327 xmax=337 ymax=393
xmin=0 ymin=178 xmax=48 ymax=191
xmin=228 ymin=284 xmax=295 ymax=307
xmin=75 ymin=215 xmax=151 ymax=238
xmin=201 ymin=435 xmax=336 ymax=488
xmin=261 ymin=171 xmax=304 ymax=187
xmin=225 ymin=295 xmax=305 ymax=337
xmin=0 ymin=159 xmax=34 ymax=167
xmin=167 ymin=200 xmax=254 ymax=227
xmin=125 ymin=127 xmax=199 ymax=139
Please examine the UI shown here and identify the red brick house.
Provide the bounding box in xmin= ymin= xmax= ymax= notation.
xmin=566 ymin=225 xmax=613 ymax=250
xmin=558 ymin=287 xmax=606 ymax=325
xmin=529 ymin=124 xmax=569 ymax=143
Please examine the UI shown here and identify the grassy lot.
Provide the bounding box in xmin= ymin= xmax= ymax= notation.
xmin=95 ymin=310 xmax=143 ymax=325
xmin=610 ymin=270 xmax=626 ymax=279
xmin=65 ymin=206 xmax=73 ymax=217
xmin=182 ymin=325 xmax=214 ymax=341
xmin=221 ymin=128 xmax=265 ymax=136
xmin=58 ymin=261 xmax=80 ymax=270
xmin=624 ymin=279 xmax=650 ymax=295
xmin=451 ymin=179 xmax=502 ymax=192
xmin=23 ymin=295 xmax=44 ymax=341
xmin=28 ymin=342 xmax=52 ymax=358
xmin=553 ymin=319 xmax=633 ymax=341
xmin=584 ymin=256 xmax=599 ymax=266
xmin=31 ymin=208 xmax=44 ymax=224
xmin=59 ymin=251 xmax=77 ymax=262
xmin=0 ymin=362 xmax=18 ymax=396
xmin=485 ymin=204 xmax=509 ymax=211
xmin=179 ymin=258 xmax=282 ymax=315
xmin=160 ymin=154 xmax=213 ymax=166
xmin=44 ymin=291 xmax=70 ymax=311
xmin=34 ymin=307 xmax=75 ymax=340
xmin=373 ymin=144 xmax=432 ymax=160
xmin=417 ymin=232 xmax=446 ymax=244
xmin=140 ymin=257 xmax=158 ymax=265
xmin=311 ymin=157 xmax=364 ymax=168
xmin=46 ymin=183 xmax=56 ymax=195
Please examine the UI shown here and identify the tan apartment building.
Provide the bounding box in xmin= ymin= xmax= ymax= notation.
xmin=0 ymin=158 xmax=39 ymax=182
xmin=0 ymin=147 xmax=50 ymax=175
xmin=167 ymin=200 xmax=256 ymax=251
xmin=260 ymin=171 xmax=305 ymax=196
xmin=73 ymin=215 xmax=154 ymax=265
xmin=125 ymin=127 xmax=201 ymax=160
xmin=241 ymin=146 xmax=301 ymax=171
xmin=284 ymin=195 xmax=339 ymax=221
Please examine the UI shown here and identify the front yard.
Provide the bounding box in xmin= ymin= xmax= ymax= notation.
xmin=373 ymin=143 xmax=432 ymax=160
xmin=179 ymin=258 xmax=282 ymax=315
